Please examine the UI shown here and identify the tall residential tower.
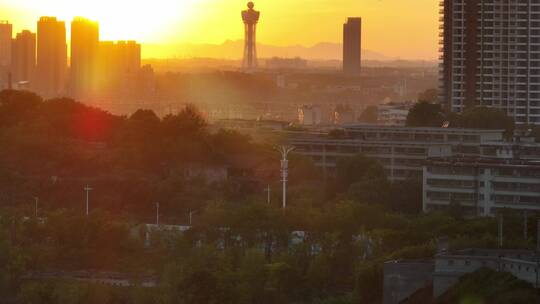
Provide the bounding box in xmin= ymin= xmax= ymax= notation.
xmin=70 ymin=17 xmax=99 ymax=98
xmin=11 ymin=30 xmax=36 ymax=84
xmin=440 ymin=0 xmax=540 ymax=124
xmin=0 ymin=21 xmax=12 ymax=69
xmin=36 ymin=17 xmax=67 ymax=98
xmin=343 ymin=17 xmax=362 ymax=74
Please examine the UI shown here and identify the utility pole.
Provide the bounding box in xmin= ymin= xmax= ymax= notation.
xmin=84 ymin=185 xmax=92 ymax=216
xmin=265 ymin=185 xmax=271 ymax=204
xmin=498 ymin=214 xmax=503 ymax=248
xmin=34 ymin=197 xmax=39 ymax=218
xmin=524 ymin=210 xmax=528 ymax=241
xmin=156 ymin=202 xmax=160 ymax=226
xmin=537 ymin=220 xmax=540 ymax=252
xmin=277 ymin=146 xmax=294 ymax=209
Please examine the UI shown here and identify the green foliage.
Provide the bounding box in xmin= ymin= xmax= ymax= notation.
xmin=458 ymin=106 xmax=515 ymax=136
xmin=406 ymin=100 xmax=515 ymax=136
xmin=358 ymin=106 xmax=378 ymax=123
xmin=437 ymin=268 xmax=540 ymax=304
xmin=336 ymin=154 xmax=387 ymax=191
xmin=17 ymin=280 xmax=159 ymax=304
xmin=406 ymin=101 xmax=444 ymax=127
xmin=418 ymin=88 xmax=438 ymax=103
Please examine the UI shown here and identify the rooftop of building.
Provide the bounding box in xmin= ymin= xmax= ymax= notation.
xmin=427 ymin=156 xmax=540 ymax=169
xmin=342 ymin=124 xmax=505 ymax=134
xmin=436 ymin=248 xmax=536 ymax=260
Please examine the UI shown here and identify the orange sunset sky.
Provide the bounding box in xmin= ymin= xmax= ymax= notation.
xmin=0 ymin=0 xmax=439 ymax=60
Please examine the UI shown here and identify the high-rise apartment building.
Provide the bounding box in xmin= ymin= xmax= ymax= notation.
xmin=343 ymin=17 xmax=361 ymax=74
xmin=0 ymin=21 xmax=12 ymax=68
xmin=11 ymin=30 xmax=36 ymax=84
xmin=96 ymin=40 xmax=141 ymax=97
xmin=70 ymin=17 xmax=99 ymax=98
xmin=36 ymin=17 xmax=67 ymax=98
xmin=440 ymin=0 xmax=540 ymax=124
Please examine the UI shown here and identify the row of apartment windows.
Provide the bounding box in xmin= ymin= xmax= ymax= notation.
xmin=427 ymin=179 xmax=540 ymax=192
xmin=427 ymin=166 xmax=540 ymax=177
xmin=492 ymin=194 xmax=540 ymax=204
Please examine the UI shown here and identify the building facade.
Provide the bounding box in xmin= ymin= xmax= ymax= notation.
xmin=434 ymin=249 xmax=539 ymax=296
xmin=423 ymin=154 xmax=540 ymax=216
xmin=439 ymin=0 xmax=540 ymax=124
xmin=11 ymin=30 xmax=36 ymax=85
xmin=96 ymin=40 xmax=141 ymax=97
xmin=298 ymin=105 xmax=322 ymax=126
xmin=0 ymin=21 xmax=12 ymax=69
xmin=70 ymin=17 xmax=99 ymax=98
xmin=289 ymin=125 xmax=505 ymax=182
xmin=36 ymin=17 xmax=67 ymax=98
xmin=343 ymin=17 xmax=361 ymax=74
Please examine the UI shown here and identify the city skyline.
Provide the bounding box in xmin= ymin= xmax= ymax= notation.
xmin=0 ymin=0 xmax=439 ymax=60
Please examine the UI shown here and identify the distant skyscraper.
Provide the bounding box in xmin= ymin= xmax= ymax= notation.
xmin=11 ymin=30 xmax=36 ymax=84
xmin=96 ymin=40 xmax=141 ymax=97
xmin=242 ymin=1 xmax=260 ymax=70
xmin=70 ymin=17 xmax=99 ymax=98
xmin=343 ymin=18 xmax=361 ymax=74
xmin=440 ymin=0 xmax=540 ymax=124
xmin=37 ymin=17 xmax=67 ymax=98
xmin=0 ymin=21 xmax=12 ymax=68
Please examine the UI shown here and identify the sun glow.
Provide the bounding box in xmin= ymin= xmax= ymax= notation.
xmin=6 ymin=0 xmax=198 ymax=42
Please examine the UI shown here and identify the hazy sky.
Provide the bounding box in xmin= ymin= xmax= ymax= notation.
xmin=0 ymin=0 xmax=439 ymax=60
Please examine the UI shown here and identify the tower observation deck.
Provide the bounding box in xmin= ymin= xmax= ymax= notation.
xmin=242 ymin=2 xmax=260 ymax=70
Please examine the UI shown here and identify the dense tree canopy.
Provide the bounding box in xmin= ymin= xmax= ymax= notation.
xmin=405 ymin=101 xmax=445 ymax=127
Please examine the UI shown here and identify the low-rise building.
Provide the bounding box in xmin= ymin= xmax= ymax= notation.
xmin=298 ymin=105 xmax=322 ymax=126
xmin=433 ymin=249 xmax=538 ymax=297
xmin=423 ymin=155 xmax=540 ymax=216
xmin=377 ymin=102 xmax=412 ymax=126
xmin=290 ymin=125 xmax=506 ymax=182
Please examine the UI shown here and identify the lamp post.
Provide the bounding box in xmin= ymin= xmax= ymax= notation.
xmin=277 ymin=146 xmax=295 ymax=209
xmin=34 ymin=197 xmax=39 ymax=218
xmin=156 ymin=202 xmax=160 ymax=226
xmin=84 ymin=185 xmax=92 ymax=216
xmin=265 ymin=185 xmax=271 ymax=204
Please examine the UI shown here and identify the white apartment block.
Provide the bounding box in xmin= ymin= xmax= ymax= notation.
xmin=289 ymin=125 xmax=506 ymax=182
xmin=423 ymin=154 xmax=540 ymax=216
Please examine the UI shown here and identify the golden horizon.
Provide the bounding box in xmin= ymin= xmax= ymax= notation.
xmin=0 ymin=0 xmax=439 ymax=60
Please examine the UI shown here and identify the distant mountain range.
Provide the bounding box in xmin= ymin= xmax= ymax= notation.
xmin=143 ymin=40 xmax=392 ymax=61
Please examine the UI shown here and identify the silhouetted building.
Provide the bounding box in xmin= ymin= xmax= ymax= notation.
xmin=242 ymin=1 xmax=260 ymax=70
xmin=37 ymin=17 xmax=67 ymax=97
xmin=70 ymin=17 xmax=99 ymax=98
xmin=440 ymin=0 xmax=540 ymax=124
xmin=0 ymin=21 xmax=12 ymax=68
xmin=343 ymin=17 xmax=361 ymax=74
xmin=11 ymin=30 xmax=36 ymax=84
xmin=96 ymin=40 xmax=141 ymax=97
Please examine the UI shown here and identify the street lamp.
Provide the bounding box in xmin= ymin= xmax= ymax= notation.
xmin=34 ymin=196 xmax=39 ymax=218
xmin=276 ymin=145 xmax=295 ymax=209
xmin=84 ymin=185 xmax=93 ymax=216
xmin=155 ymin=202 xmax=160 ymax=226
xmin=265 ymin=184 xmax=271 ymax=204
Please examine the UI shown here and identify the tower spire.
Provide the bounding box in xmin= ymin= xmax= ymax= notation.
xmin=241 ymin=2 xmax=260 ymax=70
